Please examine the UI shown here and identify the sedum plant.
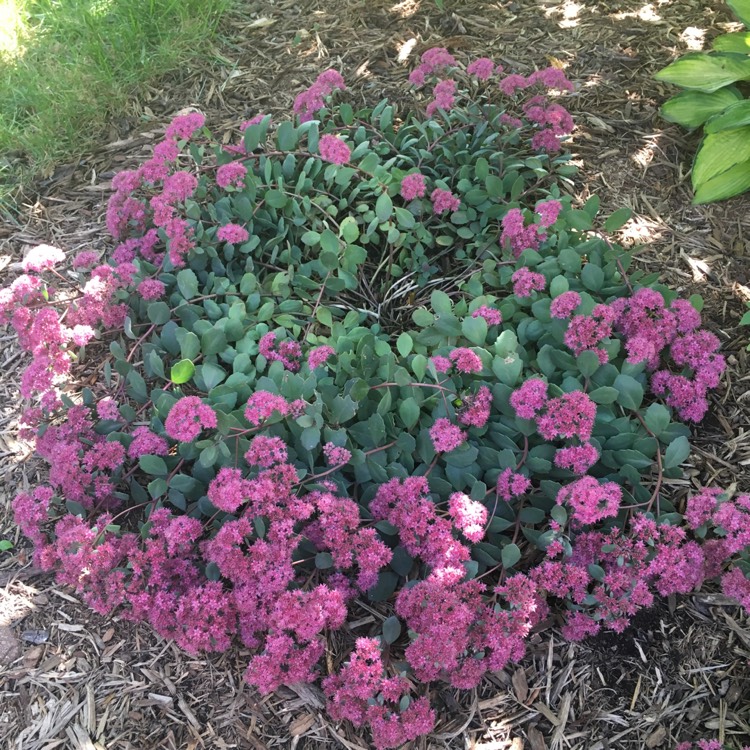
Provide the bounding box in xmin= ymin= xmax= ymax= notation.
xmin=4 ymin=50 xmax=749 ymax=749
xmin=655 ymin=0 xmax=750 ymax=203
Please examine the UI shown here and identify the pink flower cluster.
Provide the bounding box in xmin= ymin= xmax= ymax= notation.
xmin=550 ymin=290 xmax=581 ymax=319
xmin=535 ymin=199 xmax=563 ymax=227
xmin=293 ymin=69 xmax=346 ymax=122
xmin=430 ymin=187 xmax=460 ymax=214
xmin=318 ymin=134 xmax=351 ymax=165
xmin=466 ymin=57 xmax=499 ymax=80
xmin=471 ymin=305 xmax=502 ymax=325
xmin=323 ymin=638 xmax=435 ymax=750
xmin=511 ymin=267 xmax=546 ymax=297
xmin=323 ymin=442 xmax=352 ymax=466
xmin=500 ymin=208 xmax=545 ymax=258
xmin=449 ymin=347 xmax=482 ymax=373
xmin=217 ymin=223 xmax=250 ymax=244
xmin=430 ymin=418 xmax=467 ymax=453
xmin=400 ymin=172 xmax=427 ymax=201
xmin=458 ymin=385 xmax=492 ymax=428
xmin=258 ymin=331 xmax=302 ymax=371
xmin=164 ymin=396 xmax=218 ymax=442
xmin=509 ymin=378 xmax=548 ymax=420
xmin=605 ymin=289 xmax=725 ymax=420
xmin=244 ymin=390 xmax=306 ymax=426
xmin=216 ymin=161 xmax=247 ymax=189
xmin=426 ymin=78 xmax=457 ymax=117
xmin=537 ymin=390 xmax=597 ymax=442
xmin=564 ymin=303 xmax=616 ymax=363
xmin=556 ymin=476 xmax=622 ymax=525
xmin=308 ymin=345 xmax=335 ymax=369
xmin=408 ymin=47 xmax=457 ymax=87
xmin=496 ymin=468 xmax=531 ymax=500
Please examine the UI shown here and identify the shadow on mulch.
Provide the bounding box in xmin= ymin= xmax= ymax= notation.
xmin=1 ymin=0 xmax=749 ymax=748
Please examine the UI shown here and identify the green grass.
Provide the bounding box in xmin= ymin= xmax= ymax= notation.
xmin=0 ymin=0 xmax=231 ymax=210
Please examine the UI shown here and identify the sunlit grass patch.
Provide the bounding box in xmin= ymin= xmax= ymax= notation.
xmin=0 ymin=0 xmax=231 ymax=210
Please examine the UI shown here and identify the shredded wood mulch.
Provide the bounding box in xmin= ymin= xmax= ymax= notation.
xmin=1 ymin=0 xmax=749 ymax=747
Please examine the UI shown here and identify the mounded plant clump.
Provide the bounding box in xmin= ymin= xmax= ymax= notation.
xmin=4 ymin=51 xmax=749 ymax=748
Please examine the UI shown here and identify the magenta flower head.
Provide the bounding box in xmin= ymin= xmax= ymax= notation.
xmin=165 ymin=111 xmax=205 ymax=141
xmin=509 ymin=378 xmax=548 ymax=420
xmin=216 ymin=162 xmax=247 ymax=189
xmin=511 ymin=267 xmax=546 ymax=298
xmin=164 ymin=396 xmax=218 ymax=442
xmin=430 ymin=188 xmax=460 ymax=215
xmin=557 ymin=476 xmax=622 ymax=525
xmin=23 ymin=244 xmax=65 ymax=273
xmin=448 ymin=347 xmax=482 ymax=373
xmin=430 ymin=418 xmax=467 ymax=453
xmin=217 ymin=223 xmax=249 ymax=245
xmin=550 ymin=291 xmax=581 ymax=319
xmin=466 ymin=57 xmax=496 ymax=80
xmin=318 ymin=134 xmax=351 ymax=166
xmin=471 ymin=305 xmax=502 ymax=326
xmin=400 ymin=173 xmax=427 ymax=201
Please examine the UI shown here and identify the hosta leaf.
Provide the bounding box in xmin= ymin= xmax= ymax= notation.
xmin=693 ymin=159 xmax=750 ymax=204
xmin=713 ymin=32 xmax=750 ymax=53
xmin=654 ymin=52 xmax=750 ymax=93
xmin=727 ymin=0 xmax=750 ymax=27
xmin=692 ymin=126 xmax=750 ymax=187
xmin=704 ymin=100 xmax=750 ymax=133
xmin=661 ymin=88 xmax=743 ymax=129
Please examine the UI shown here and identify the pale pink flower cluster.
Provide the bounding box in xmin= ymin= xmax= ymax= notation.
xmin=448 ymin=493 xmax=487 ymax=542
xmin=23 ymin=244 xmax=65 ymax=273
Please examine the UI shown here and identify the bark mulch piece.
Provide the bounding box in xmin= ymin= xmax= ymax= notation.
xmin=1 ymin=0 xmax=749 ymax=747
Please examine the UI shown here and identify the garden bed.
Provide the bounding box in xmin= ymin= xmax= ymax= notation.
xmin=0 ymin=1 xmax=748 ymax=748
